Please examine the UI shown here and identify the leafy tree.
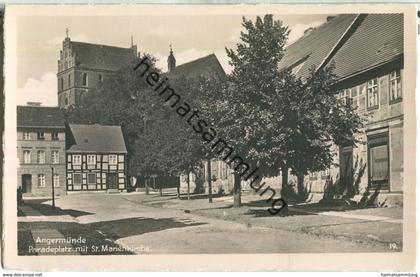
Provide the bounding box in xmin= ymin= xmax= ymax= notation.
xmin=64 ymin=54 xmax=204 ymax=191
xmin=211 ymin=14 xmax=364 ymax=207
xmin=210 ymin=14 xmax=289 ymax=207
xmin=273 ymin=66 xmax=364 ymax=195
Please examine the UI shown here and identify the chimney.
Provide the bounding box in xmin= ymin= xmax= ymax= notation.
xmin=27 ymin=102 xmax=42 ymax=106
xmin=327 ymin=16 xmax=336 ymax=22
xmin=304 ymin=27 xmax=316 ymax=36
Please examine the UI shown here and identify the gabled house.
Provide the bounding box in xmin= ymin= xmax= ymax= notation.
xmin=17 ymin=104 xmax=66 ymax=197
xmin=278 ymin=13 xmax=404 ymax=204
xmin=66 ymin=124 xmax=128 ymax=192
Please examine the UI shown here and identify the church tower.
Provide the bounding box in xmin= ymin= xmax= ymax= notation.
xmin=57 ymin=30 xmax=139 ymax=109
xmin=167 ymin=46 xmax=176 ymax=72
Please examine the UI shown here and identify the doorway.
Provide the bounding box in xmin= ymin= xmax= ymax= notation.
xmin=339 ymin=145 xmax=354 ymax=195
xmin=368 ymin=132 xmax=390 ymax=191
xmin=107 ymin=173 xmax=118 ymax=190
xmin=22 ymin=174 xmax=32 ymax=193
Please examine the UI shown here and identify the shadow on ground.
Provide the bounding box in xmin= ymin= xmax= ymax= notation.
xmin=18 ymin=200 xmax=94 ymax=218
xmin=88 ymin=217 xmax=205 ymax=240
xmin=178 ymin=193 xmax=225 ymax=201
xmin=18 ymin=216 xmax=206 ymax=256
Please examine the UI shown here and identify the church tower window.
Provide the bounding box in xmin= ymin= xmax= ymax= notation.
xmin=82 ymin=73 xmax=88 ymax=86
xmin=60 ymin=77 xmax=64 ymax=91
xmin=68 ymin=74 xmax=71 ymax=87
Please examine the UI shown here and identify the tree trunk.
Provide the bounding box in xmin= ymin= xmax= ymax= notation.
xmin=233 ymin=173 xmax=241 ymax=208
xmin=145 ymin=178 xmax=149 ymax=195
xmin=159 ymin=187 xmax=163 ymax=197
xmin=297 ymin=172 xmax=305 ymax=197
xmin=207 ymin=159 xmax=213 ymax=203
xmin=187 ymin=172 xmax=191 ymax=200
xmin=281 ymin=164 xmax=289 ymax=188
xmin=176 ymin=183 xmax=180 ymax=199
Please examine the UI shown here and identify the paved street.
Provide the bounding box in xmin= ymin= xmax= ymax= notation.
xmin=18 ymin=191 xmax=402 ymax=254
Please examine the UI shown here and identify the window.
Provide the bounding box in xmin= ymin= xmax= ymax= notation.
xmin=68 ymin=74 xmax=71 ymax=87
xmin=87 ymin=173 xmax=96 ymax=184
xmin=340 ymin=89 xmax=352 ymax=105
xmin=73 ymin=173 xmax=82 ymax=184
xmin=321 ymin=168 xmax=330 ymax=179
xmin=87 ymin=155 xmax=96 ymax=165
xmin=82 ymin=73 xmax=88 ymax=86
xmin=211 ymin=161 xmax=218 ymax=179
xmin=72 ymin=155 xmax=81 ymax=165
xmin=109 ymin=155 xmax=117 ymax=165
xmin=389 ymin=70 xmax=402 ymax=102
xmin=52 ymin=150 xmax=59 ymax=164
xmin=23 ymin=132 xmax=30 ymax=140
xmin=60 ymin=77 xmax=64 ymax=91
xmin=38 ymin=174 xmax=46 ymax=188
xmin=23 ymin=150 xmax=31 ymax=164
xmin=367 ymin=78 xmax=379 ymax=109
xmin=221 ymin=162 xmax=227 ymax=179
xmin=65 ymin=96 xmax=68 ymax=105
xmin=37 ymin=132 xmax=45 ymax=140
xmin=52 ymin=132 xmax=59 ymax=140
xmin=309 ymin=172 xmax=317 ymax=180
xmin=98 ymin=74 xmax=103 ymax=83
xmin=53 ymin=174 xmax=60 ymax=187
xmin=37 ymin=150 xmax=45 ymax=164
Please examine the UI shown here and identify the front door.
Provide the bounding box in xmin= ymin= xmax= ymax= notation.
xmin=339 ymin=146 xmax=354 ymax=195
xmin=22 ymin=174 xmax=32 ymax=193
xmin=107 ymin=173 xmax=118 ymax=190
xmin=368 ymin=132 xmax=390 ymax=191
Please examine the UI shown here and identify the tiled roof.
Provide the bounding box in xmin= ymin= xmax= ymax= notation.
xmin=67 ymin=124 xmax=127 ymax=153
xmin=17 ymin=106 xmax=65 ymax=128
xmin=71 ymin=41 xmax=137 ymax=71
xmin=278 ymin=14 xmax=358 ymax=80
xmin=167 ymin=54 xmax=226 ymax=79
xmin=328 ymin=13 xmax=403 ymax=80
xmin=279 ymin=14 xmax=404 ymax=82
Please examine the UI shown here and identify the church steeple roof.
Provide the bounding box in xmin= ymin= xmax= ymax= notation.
xmin=167 ymin=45 xmax=176 ymax=72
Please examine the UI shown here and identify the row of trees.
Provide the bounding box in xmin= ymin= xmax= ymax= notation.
xmin=65 ymin=14 xmax=364 ymax=208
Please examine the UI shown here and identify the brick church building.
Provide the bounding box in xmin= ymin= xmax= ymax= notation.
xmin=57 ymin=33 xmax=139 ymax=108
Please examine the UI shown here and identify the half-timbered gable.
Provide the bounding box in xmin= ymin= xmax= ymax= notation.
xmin=66 ymin=124 xmax=127 ymax=192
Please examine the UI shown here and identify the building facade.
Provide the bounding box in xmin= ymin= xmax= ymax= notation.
xmin=276 ymin=14 xmax=404 ymax=205
xmin=66 ymin=124 xmax=127 ymax=192
xmin=57 ymin=35 xmax=138 ymax=108
xmin=161 ymin=49 xmax=231 ymax=194
xmin=17 ymin=105 xmax=67 ymax=197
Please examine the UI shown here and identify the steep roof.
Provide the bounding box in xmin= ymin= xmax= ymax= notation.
xmin=278 ymin=14 xmax=358 ymax=80
xmin=17 ymin=106 xmax=65 ymax=128
xmin=67 ymin=124 xmax=127 ymax=153
xmin=328 ymin=13 xmax=403 ymax=80
xmin=70 ymin=41 xmax=137 ymax=71
xmin=279 ymin=14 xmax=404 ymax=82
xmin=167 ymin=54 xmax=226 ymax=79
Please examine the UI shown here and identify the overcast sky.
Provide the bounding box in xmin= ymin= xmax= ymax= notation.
xmin=16 ymin=14 xmax=332 ymax=106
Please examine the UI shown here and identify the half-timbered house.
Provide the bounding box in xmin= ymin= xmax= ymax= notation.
xmin=66 ymin=124 xmax=127 ymax=192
